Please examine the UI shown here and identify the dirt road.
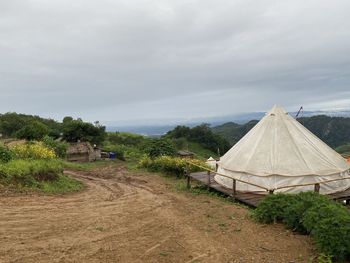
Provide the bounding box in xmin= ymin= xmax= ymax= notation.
xmin=0 ymin=164 xmax=315 ymax=262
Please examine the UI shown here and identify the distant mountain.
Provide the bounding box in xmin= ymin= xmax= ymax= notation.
xmin=105 ymin=109 xmax=350 ymax=137
xmin=106 ymin=125 xmax=176 ymax=137
xmin=212 ymin=115 xmax=350 ymax=148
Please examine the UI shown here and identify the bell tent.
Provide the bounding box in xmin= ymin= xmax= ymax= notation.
xmin=215 ymin=105 xmax=350 ymax=194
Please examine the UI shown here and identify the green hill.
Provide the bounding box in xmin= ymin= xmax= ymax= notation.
xmin=211 ymin=120 xmax=258 ymax=145
xmin=212 ymin=115 xmax=350 ymax=149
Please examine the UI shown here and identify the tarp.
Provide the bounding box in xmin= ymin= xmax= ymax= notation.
xmin=215 ymin=105 xmax=350 ymax=194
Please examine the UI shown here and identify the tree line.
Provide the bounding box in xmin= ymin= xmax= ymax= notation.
xmin=0 ymin=113 xmax=106 ymax=145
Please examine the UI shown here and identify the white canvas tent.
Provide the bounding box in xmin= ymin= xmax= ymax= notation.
xmin=215 ymin=105 xmax=350 ymax=194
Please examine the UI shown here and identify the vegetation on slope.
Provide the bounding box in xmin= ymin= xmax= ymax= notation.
xmin=164 ymin=124 xmax=231 ymax=155
xmin=212 ymin=115 xmax=350 ymax=149
xmin=0 ymin=142 xmax=82 ymax=194
xmin=0 ymin=159 xmax=83 ymax=194
xmin=0 ymin=113 xmax=106 ymax=145
xmin=211 ymin=120 xmax=258 ymax=145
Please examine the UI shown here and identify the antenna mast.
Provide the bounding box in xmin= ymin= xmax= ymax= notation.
xmin=295 ymin=106 xmax=303 ymax=118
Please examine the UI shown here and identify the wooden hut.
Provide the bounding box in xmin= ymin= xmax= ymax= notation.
xmin=67 ymin=142 xmax=100 ymax=162
xmin=177 ymin=150 xmax=195 ymax=159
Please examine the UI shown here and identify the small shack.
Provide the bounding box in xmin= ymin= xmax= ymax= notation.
xmin=67 ymin=142 xmax=101 ymax=162
xmin=177 ymin=150 xmax=195 ymax=159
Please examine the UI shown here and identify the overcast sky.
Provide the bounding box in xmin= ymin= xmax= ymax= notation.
xmin=1 ymin=0 xmax=350 ymax=125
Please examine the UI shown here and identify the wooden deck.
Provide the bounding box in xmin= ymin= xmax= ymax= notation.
xmin=189 ymin=172 xmax=266 ymax=207
xmin=189 ymin=171 xmax=350 ymax=207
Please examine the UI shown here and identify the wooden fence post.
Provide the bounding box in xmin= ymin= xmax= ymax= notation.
xmin=314 ymin=183 xmax=320 ymax=193
xmin=207 ymin=170 xmax=211 ymax=186
xmin=185 ymin=164 xmax=190 ymax=189
xmin=268 ymin=190 xmax=274 ymax=195
xmin=232 ymin=179 xmax=236 ymax=200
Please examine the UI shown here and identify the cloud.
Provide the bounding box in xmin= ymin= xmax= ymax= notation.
xmin=0 ymin=0 xmax=349 ymax=124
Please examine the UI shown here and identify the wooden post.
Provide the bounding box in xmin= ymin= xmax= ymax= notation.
xmin=185 ymin=164 xmax=190 ymax=189
xmin=268 ymin=189 xmax=274 ymax=195
xmin=232 ymin=179 xmax=236 ymax=200
xmin=187 ymin=174 xmax=191 ymax=189
xmin=346 ymin=199 xmax=349 ymax=205
xmin=314 ymin=183 xmax=320 ymax=193
xmin=207 ymin=170 xmax=211 ymax=186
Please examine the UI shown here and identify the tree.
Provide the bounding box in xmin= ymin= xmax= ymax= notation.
xmin=15 ymin=121 xmax=50 ymax=140
xmin=143 ymin=138 xmax=177 ymax=159
xmin=62 ymin=119 xmax=106 ymax=145
xmin=63 ymin=116 xmax=73 ymax=124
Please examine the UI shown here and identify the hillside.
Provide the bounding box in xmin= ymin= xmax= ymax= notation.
xmin=212 ymin=115 xmax=350 ymax=149
xmin=211 ymin=120 xmax=258 ymax=145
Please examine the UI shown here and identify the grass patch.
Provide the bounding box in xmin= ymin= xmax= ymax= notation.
xmin=40 ymin=174 xmax=83 ymax=194
xmin=0 ymin=159 xmax=83 ymax=194
xmin=61 ymin=160 xmax=117 ymax=171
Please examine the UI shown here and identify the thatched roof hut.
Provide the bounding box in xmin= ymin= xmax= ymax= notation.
xmin=177 ymin=150 xmax=195 ymax=159
xmin=67 ymin=142 xmax=100 ymax=162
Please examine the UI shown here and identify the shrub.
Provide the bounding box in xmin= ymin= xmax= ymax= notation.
xmin=303 ymin=202 xmax=350 ymax=260
xmin=139 ymin=156 xmax=207 ymax=177
xmin=142 ymin=139 xmax=177 ymax=159
xmin=11 ymin=142 xmax=56 ymax=160
xmin=253 ymin=193 xmax=297 ymax=224
xmin=0 ymin=159 xmax=63 ymax=187
xmin=0 ymin=145 xmax=13 ymax=163
xmin=42 ymin=136 xmax=68 ymax=158
xmin=283 ymin=192 xmax=331 ymax=233
xmin=253 ymin=192 xmax=350 ymax=260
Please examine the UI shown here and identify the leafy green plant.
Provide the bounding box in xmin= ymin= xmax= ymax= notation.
xmin=253 ymin=193 xmax=297 ymax=224
xmin=142 ymin=139 xmax=177 ymax=159
xmin=283 ymin=192 xmax=331 ymax=233
xmin=0 ymin=144 xmax=13 ymax=163
xmin=253 ymin=192 xmax=350 ymax=261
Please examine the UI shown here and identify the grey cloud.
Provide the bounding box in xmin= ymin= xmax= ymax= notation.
xmin=0 ymin=0 xmax=349 ymax=124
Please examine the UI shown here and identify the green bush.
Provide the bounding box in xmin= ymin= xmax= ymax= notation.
xmin=139 ymin=156 xmax=207 ymax=177
xmin=0 ymin=159 xmax=63 ymax=187
xmin=283 ymin=192 xmax=331 ymax=233
xmin=303 ymin=202 xmax=350 ymax=260
xmin=253 ymin=192 xmax=350 ymax=261
xmin=142 ymin=139 xmax=177 ymax=159
xmin=253 ymin=193 xmax=297 ymax=224
xmin=0 ymin=145 xmax=13 ymax=163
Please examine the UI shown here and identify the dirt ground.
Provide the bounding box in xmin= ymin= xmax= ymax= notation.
xmin=0 ymin=163 xmax=316 ymax=263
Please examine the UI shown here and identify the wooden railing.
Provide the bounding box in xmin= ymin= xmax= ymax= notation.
xmin=186 ymin=161 xmax=350 ymax=195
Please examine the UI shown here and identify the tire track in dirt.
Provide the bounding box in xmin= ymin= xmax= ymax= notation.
xmin=0 ymin=164 xmax=315 ymax=263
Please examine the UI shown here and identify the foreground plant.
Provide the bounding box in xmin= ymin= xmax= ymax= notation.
xmin=253 ymin=192 xmax=350 ymax=261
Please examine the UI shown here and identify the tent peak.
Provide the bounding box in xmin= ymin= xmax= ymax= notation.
xmin=267 ymin=105 xmax=288 ymax=116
